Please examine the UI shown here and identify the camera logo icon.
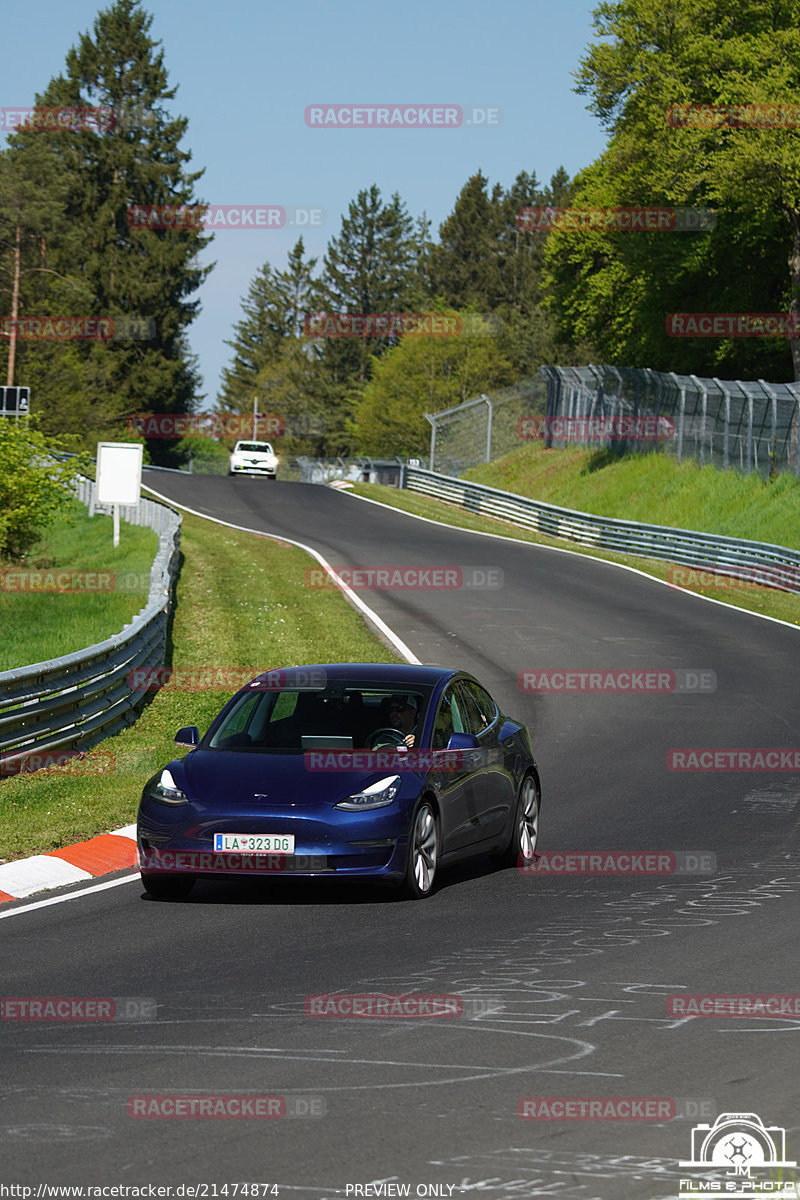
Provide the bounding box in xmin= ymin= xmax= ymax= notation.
xmin=679 ymin=1112 xmax=796 ymax=1183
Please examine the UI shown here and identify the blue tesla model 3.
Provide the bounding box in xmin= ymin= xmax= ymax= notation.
xmin=136 ymin=662 xmax=540 ymax=900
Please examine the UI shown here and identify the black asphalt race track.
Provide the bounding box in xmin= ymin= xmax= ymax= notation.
xmin=2 ymin=473 xmax=799 ymax=1199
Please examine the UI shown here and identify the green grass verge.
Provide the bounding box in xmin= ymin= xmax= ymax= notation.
xmin=464 ymin=441 xmax=800 ymax=550
xmin=0 ymin=500 xmax=157 ymax=671
xmin=347 ymin=472 xmax=800 ymax=627
xmin=0 ymin=512 xmax=400 ymax=863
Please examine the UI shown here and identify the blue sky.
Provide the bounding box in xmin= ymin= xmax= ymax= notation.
xmin=3 ymin=0 xmax=609 ymax=406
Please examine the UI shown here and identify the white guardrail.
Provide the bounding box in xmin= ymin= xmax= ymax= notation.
xmin=402 ymin=466 xmax=800 ymax=594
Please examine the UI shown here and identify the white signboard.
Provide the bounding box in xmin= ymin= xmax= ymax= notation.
xmin=96 ymin=442 xmax=143 ymax=506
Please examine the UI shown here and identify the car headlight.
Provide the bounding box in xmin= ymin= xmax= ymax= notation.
xmin=335 ymin=775 xmax=400 ymax=811
xmin=149 ymin=767 xmax=189 ymax=805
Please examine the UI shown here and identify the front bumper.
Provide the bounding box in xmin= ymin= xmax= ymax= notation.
xmin=230 ymin=463 xmax=277 ymax=476
xmin=137 ymin=804 xmax=410 ymax=880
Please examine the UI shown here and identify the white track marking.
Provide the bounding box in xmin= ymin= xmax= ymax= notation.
xmin=0 ymin=874 xmax=140 ymax=921
xmin=0 ymin=855 xmax=93 ymax=897
xmin=142 ymin=482 xmax=420 ymax=662
xmin=345 ymin=488 xmax=800 ymax=632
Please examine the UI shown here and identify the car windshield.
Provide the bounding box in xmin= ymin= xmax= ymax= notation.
xmin=206 ymin=680 xmax=433 ymax=753
xmin=237 ymin=443 xmax=272 ymax=453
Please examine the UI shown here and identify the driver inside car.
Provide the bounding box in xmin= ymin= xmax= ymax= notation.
xmin=385 ymin=695 xmax=418 ymax=749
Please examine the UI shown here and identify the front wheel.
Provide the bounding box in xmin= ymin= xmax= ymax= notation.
xmin=494 ymin=773 xmax=540 ymax=869
xmin=399 ymin=801 xmax=439 ymax=899
xmin=141 ymin=872 xmax=195 ymax=900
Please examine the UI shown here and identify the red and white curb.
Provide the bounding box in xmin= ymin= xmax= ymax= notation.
xmin=0 ymin=824 xmax=138 ymax=903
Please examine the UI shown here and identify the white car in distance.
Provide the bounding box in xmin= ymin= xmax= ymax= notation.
xmin=229 ymin=440 xmax=278 ymax=480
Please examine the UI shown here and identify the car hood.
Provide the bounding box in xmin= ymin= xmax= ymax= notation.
xmin=175 ymin=748 xmax=418 ymax=806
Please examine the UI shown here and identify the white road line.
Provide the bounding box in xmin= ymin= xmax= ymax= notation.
xmin=141 ymin=481 xmax=420 ymax=663
xmin=0 ymin=874 xmax=141 ymax=921
xmin=346 ymin=488 xmax=800 ymax=632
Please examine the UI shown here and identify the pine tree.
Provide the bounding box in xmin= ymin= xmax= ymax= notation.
xmin=218 ymin=238 xmax=318 ymax=412
xmin=2 ymin=0 xmax=211 ymax=447
xmin=316 ymin=185 xmax=418 ymax=386
xmin=429 ymin=172 xmax=505 ymax=310
xmin=496 ymin=168 xmax=573 ymax=373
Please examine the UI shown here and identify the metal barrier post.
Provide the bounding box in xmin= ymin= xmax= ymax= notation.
xmin=482 ymin=394 xmax=493 ymax=462
xmin=690 ymin=375 xmax=707 ymax=465
xmin=425 ymin=413 xmax=437 ymax=471
xmin=714 ymin=379 xmax=731 ymax=469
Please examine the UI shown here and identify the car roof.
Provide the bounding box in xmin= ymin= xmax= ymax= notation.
xmin=249 ymin=662 xmax=459 ymax=688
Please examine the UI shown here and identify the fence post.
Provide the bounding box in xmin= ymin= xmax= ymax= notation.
xmin=746 ymin=390 xmax=754 ymax=473
xmin=540 ymin=366 xmax=557 ymax=450
xmin=790 ymin=384 xmax=800 ymax=477
xmin=690 ymin=375 xmax=707 ymax=465
xmin=714 ymin=379 xmax=730 ymax=469
xmin=760 ymin=380 xmax=779 ymax=476
xmin=482 ymin=393 xmax=493 ymax=462
xmin=424 ymin=413 xmax=436 ymax=471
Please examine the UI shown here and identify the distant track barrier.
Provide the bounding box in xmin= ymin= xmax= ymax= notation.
xmin=402 ymin=465 xmax=800 ymax=594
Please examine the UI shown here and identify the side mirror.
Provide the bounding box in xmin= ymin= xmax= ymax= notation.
xmin=174 ymin=725 xmax=199 ymax=747
xmin=445 ymin=732 xmax=480 ymax=751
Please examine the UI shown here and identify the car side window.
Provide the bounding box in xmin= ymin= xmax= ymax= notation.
xmin=456 ymin=683 xmax=484 ymax=736
xmin=459 ymin=681 xmax=497 ymax=734
xmin=432 ymin=684 xmax=466 ymax=749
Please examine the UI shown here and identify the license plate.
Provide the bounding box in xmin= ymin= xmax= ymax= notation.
xmin=213 ymin=832 xmax=295 ymax=854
